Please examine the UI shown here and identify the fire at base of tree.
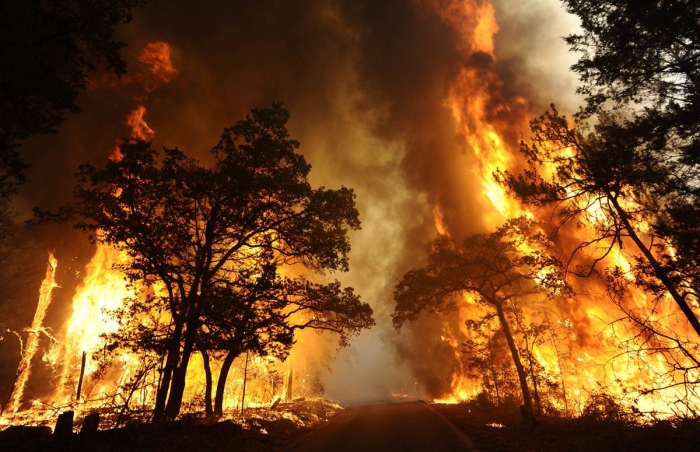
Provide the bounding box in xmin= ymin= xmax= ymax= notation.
xmin=0 ymin=398 xmax=342 ymax=451
xmin=0 ymin=104 xmax=373 ymax=433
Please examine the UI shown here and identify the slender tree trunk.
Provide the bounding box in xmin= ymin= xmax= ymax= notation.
xmin=523 ymin=336 xmax=542 ymax=416
xmin=494 ymin=303 xmax=536 ymax=424
xmin=153 ymin=320 xmax=183 ymax=422
xmin=490 ymin=364 xmax=501 ymax=406
xmin=241 ymin=351 xmax=249 ymax=413
xmin=552 ymin=336 xmax=569 ymax=414
xmin=214 ymin=350 xmax=239 ymax=417
xmin=608 ymin=195 xmax=700 ymax=338
xmin=529 ymin=356 xmax=542 ymax=416
xmin=164 ymin=321 xmax=197 ymax=419
xmin=487 ymin=341 xmax=501 ymax=405
xmin=201 ymin=350 xmax=213 ymax=417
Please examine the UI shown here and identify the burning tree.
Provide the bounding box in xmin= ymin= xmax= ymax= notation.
xmin=500 ymin=106 xmax=700 ymax=345
xmin=494 ymin=0 xmax=700 ymax=415
xmin=393 ymin=217 xmax=571 ymax=423
xmin=45 ymin=103 xmax=373 ymax=420
xmin=197 ymin=262 xmax=372 ymax=417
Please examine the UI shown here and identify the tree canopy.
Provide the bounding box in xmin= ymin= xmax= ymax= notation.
xmin=501 ymin=105 xmax=700 ymax=338
xmin=564 ymin=0 xmax=699 ymax=117
xmin=52 ymin=104 xmax=373 ymax=420
xmin=394 ymin=217 xmax=570 ymax=423
xmin=498 ymin=0 xmax=700 ymax=340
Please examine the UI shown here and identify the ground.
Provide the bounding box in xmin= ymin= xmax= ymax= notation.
xmin=3 ymin=399 xmax=700 ymax=451
xmin=0 ymin=399 xmax=341 ymax=451
xmin=432 ymin=401 xmax=700 ymax=451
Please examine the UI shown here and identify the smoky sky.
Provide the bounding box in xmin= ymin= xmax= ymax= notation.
xmin=12 ymin=0 xmax=579 ymax=402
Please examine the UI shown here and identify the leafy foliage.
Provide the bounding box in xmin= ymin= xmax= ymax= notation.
xmin=394 ymin=217 xmax=571 ymax=423
xmin=500 ymin=105 xmax=700 ymax=338
xmin=564 ymin=0 xmax=699 ymax=118
xmin=48 ymin=104 xmax=373 ymax=419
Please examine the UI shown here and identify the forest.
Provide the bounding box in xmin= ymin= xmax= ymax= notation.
xmin=0 ymin=0 xmax=699 ymax=450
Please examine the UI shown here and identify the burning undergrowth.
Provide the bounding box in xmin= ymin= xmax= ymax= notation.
xmin=0 ymin=398 xmax=342 ymax=451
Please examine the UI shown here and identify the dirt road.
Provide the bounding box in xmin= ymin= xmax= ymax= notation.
xmin=283 ymin=400 xmax=479 ymax=451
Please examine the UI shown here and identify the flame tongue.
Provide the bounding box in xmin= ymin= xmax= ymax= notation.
xmin=4 ymin=254 xmax=57 ymax=414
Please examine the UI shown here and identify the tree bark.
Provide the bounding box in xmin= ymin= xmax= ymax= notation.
xmin=201 ymin=350 xmax=213 ymax=417
xmin=153 ymin=320 xmax=183 ymax=422
xmin=494 ymin=303 xmax=536 ymax=424
xmin=608 ymin=195 xmax=700 ymax=338
xmin=164 ymin=320 xmax=197 ymax=419
xmin=214 ymin=350 xmax=239 ymax=417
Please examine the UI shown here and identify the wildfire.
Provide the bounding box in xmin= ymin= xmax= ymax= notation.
xmin=3 ymin=0 xmax=698 ymax=434
xmin=126 ymin=106 xmax=155 ymax=141
xmin=139 ymin=41 xmax=178 ymax=90
xmin=415 ymin=0 xmax=700 ymax=419
xmin=3 ymin=254 xmax=57 ymax=414
xmin=87 ymin=41 xmax=178 ymax=92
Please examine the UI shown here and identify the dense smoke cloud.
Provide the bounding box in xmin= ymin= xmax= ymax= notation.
xmin=10 ymin=0 xmax=578 ymax=403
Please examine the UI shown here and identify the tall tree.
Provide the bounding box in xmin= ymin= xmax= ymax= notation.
xmin=501 ymin=105 xmax=700 ymax=338
xmin=393 ymin=217 xmax=570 ymax=424
xmin=548 ymin=0 xmax=700 ymax=335
xmin=564 ymin=0 xmax=699 ymax=123
xmin=0 ymin=0 xmax=145 ymax=197
xmin=47 ymin=104 xmax=371 ymax=420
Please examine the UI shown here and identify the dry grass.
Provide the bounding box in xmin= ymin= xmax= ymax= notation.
xmin=432 ymin=401 xmax=700 ymax=451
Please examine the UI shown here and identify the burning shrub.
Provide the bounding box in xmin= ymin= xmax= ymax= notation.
xmin=581 ymin=393 xmax=638 ymax=425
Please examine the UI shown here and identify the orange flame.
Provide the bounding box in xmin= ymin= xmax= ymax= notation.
xmin=3 ymin=254 xmax=57 ymax=413
xmin=415 ymin=0 xmax=700 ymax=418
xmin=88 ymin=41 xmax=178 ymax=92
xmin=139 ymin=42 xmax=178 ymax=91
xmin=126 ymin=106 xmax=155 ymax=141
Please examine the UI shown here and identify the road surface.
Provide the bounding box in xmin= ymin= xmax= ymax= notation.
xmin=284 ymin=400 xmax=479 ymax=451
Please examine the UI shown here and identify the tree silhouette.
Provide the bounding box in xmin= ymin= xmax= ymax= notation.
xmin=199 ymin=262 xmax=372 ymax=417
xmin=393 ymin=217 xmax=570 ymax=423
xmin=549 ymin=0 xmax=700 ymax=337
xmin=0 ymin=0 xmax=145 ymax=197
xmin=47 ymin=104 xmax=372 ymax=420
xmin=500 ymin=105 xmax=700 ymax=339
xmin=564 ymin=0 xmax=699 ymax=121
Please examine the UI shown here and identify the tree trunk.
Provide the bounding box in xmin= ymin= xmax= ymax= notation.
xmin=494 ymin=303 xmax=536 ymax=424
xmin=608 ymin=195 xmax=700 ymax=338
xmin=552 ymin=338 xmax=569 ymax=414
xmin=164 ymin=321 xmax=197 ymax=419
xmin=214 ymin=350 xmax=239 ymax=417
xmin=529 ymin=358 xmax=542 ymax=416
xmin=153 ymin=320 xmax=183 ymax=422
xmin=201 ymin=350 xmax=213 ymax=417
xmin=487 ymin=341 xmax=501 ymax=405
xmin=241 ymin=351 xmax=249 ymax=413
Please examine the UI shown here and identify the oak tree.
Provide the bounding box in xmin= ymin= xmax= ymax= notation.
xmin=393 ymin=217 xmax=570 ymax=423
xmin=52 ymin=104 xmax=372 ymax=420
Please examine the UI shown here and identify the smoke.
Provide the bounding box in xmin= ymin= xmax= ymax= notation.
xmin=10 ymin=0 xmax=579 ymax=404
